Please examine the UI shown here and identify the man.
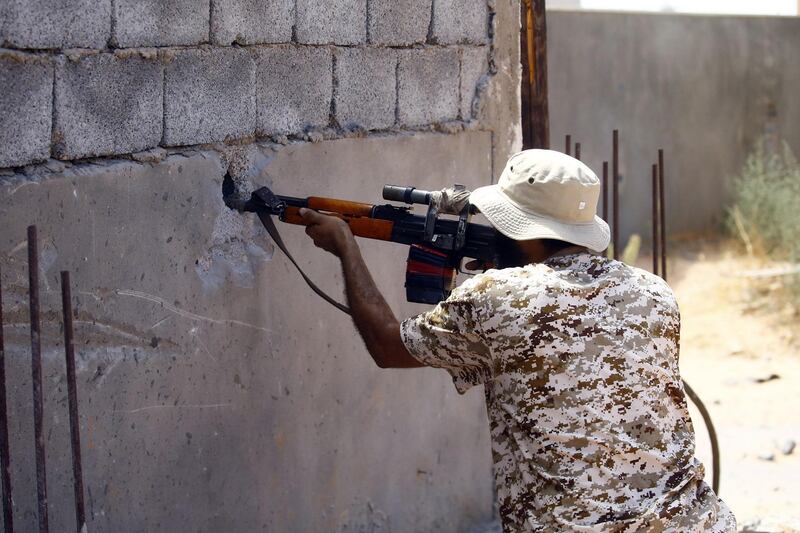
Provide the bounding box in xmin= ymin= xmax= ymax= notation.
xmin=298 ymin=150 xmax=735 ymax=532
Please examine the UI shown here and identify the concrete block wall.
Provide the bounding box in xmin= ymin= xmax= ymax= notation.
xmin=0 ymin=0 xmax=496 ymax=170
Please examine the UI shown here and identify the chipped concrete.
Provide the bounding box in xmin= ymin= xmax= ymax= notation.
xmin=195 ymin=206 xmax=275 ymax=291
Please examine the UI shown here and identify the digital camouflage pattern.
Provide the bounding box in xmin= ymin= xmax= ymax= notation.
xmin=401 ymin=252 xmax=736 ymax=532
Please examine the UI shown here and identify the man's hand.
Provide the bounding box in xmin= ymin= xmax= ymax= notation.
xmin=299 ymin=208 xmax=356 ymax=257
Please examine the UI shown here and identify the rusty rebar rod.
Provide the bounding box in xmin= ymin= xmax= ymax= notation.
xmin=652 ymin=164 xmax=660 ymax=276
xmin=0 ymin=268 xmax=13 ymax=533
xmin=612 ymin=130 xmax=619 ymax=260
xmin=658 ymin=149 xmax=667 ymax=281
xmin=575 ymin=142 xmax=581 ymax=161
xmin=565 ymin=134 xmax=571 ymax=156
xmin=28 ymin=226 xmax=49 ymax=533
xmin=61 ymin=272 xmax=85 ymax=532
xmin=602 ymin=161 xmax=609 ymax=224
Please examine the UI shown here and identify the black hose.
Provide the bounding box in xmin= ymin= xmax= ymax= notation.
xmin=682 ymin=380 xmax=720 ymax=494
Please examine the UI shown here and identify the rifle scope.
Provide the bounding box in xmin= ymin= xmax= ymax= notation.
xmin=382 ymin=185 xmax=432 ymax=206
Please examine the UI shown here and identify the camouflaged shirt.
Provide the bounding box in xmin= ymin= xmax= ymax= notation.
xmin=400 ymin=252 xmax=736 ymax=532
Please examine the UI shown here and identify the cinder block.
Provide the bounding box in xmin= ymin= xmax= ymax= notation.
xmin=296 ymin=0 xmax=366 ymax=45
xmin=334 ymin=48 xmax=396 ymax=131
xmin=210 ymin=0 xmax=293 ymax=45
xmin=254 ymin=46 xmax=332 ymax=135
xmin=1 ymin=0 xmax=110 ymax=49
xmin=0 ymin=53 xmax=53 ymax=168
xmin=460 ymin=46 xmax=489 ymax=119
xmin=113 ymin=0 xmax=209 ymax=47
xmin=54 ymin=53 xmax=162 ymax=160
xmin=164 ymin=48 xmax=256 ymax=146
xmin=368 ymin=0 xmax=431 ymax=46
xmin=397 ymin=48 xmax=460 ymax=127
xmin=431 ymin=0 xmax=488 ymax=44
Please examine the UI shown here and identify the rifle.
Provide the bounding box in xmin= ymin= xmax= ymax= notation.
xmin=223 ymin=174 xmax=500 ymax=309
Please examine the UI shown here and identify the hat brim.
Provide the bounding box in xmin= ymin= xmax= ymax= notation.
xmin=470 ymin=185 xmax=611 ymax=253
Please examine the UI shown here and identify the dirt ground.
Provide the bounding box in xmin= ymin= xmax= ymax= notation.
xmin=660 ymin=240 xmax=800 ymax=532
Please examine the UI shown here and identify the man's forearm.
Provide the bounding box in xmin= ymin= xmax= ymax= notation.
xmin=339 ymin=242 xmax=423 ymax=368
xmin=297 ymin=207 xmax=422 ymax=368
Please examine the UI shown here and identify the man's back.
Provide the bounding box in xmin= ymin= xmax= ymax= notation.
xmin=402 ymin=252 xmax=735 ymax=532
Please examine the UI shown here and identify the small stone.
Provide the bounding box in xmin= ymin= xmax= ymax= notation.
xmin=433 ymin=120 xmax=465 ymax=134
xmin=752 ymin=373 xmax=781 ymax=384
xmin=780 ymin=439 xmax=796 ymax=455
xmin=131 ymin=148 xmax=167 ymax=163
xmin=757 ymin=452 xmax=775 ymax=462
xmin=728 ymin=342 xmax=745 ymax=356
xmin=320 ymin=128 xmax=339 ymax=140
xmin=43 ymin=160 xmax=67 ymax=173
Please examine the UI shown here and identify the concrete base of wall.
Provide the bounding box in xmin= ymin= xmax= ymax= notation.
xmin=0 ymin=131 xmax=496 ymax=532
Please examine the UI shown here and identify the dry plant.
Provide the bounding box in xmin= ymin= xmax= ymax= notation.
xmin=726 ymin=139 xmax=800 ymax=318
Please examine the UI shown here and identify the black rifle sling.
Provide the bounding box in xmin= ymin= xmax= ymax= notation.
xmin=256 ymin=211 xmax=352 ymax=315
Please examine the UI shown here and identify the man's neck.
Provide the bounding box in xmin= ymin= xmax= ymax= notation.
xmin=542 ymin=245 xmax=587 ymax=262
xmin=517 ymin=240 xmax=587 ymax=265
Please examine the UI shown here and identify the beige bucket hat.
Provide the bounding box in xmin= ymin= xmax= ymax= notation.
xmin=469 ymin=149 xmax=610 ymax=252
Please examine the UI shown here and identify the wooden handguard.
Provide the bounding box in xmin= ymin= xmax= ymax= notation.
xmin=307 ymin=197 xmax=374 ymax=216
xmin=282 ymin=206 xmax=395 ymax=241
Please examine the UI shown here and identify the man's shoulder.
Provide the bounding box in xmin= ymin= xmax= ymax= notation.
xmin=455 ymin=254 xmax=678 ymax=310
xmin=454 ymin=263 xmax=553 ymax=297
